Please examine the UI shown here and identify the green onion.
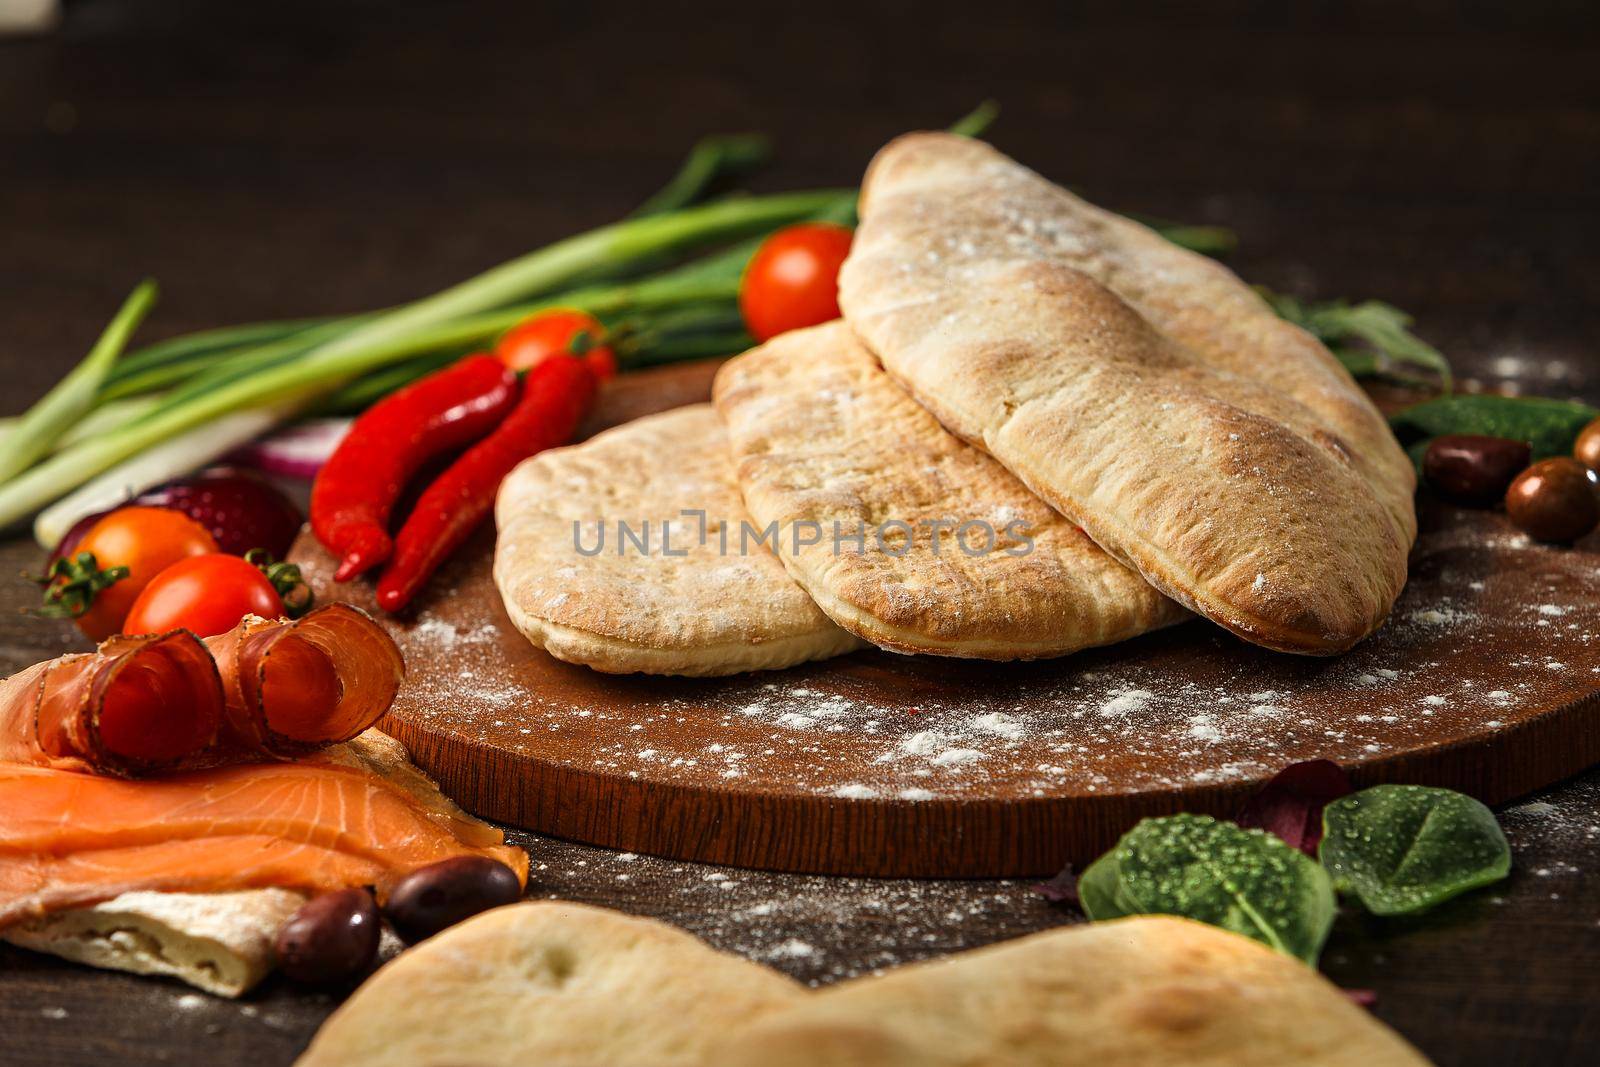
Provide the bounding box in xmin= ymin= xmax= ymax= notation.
xmin=1 ymin=397 xmax=164 ymax=459
xmin=100 ymin=315 xmax=367 ymax=401
xmin=627 ymin=330 xmax=754 ymax=366
xmin=102 ymin=315 xmax=342 ymax=389
xmin=55 ymin=396 xmax=165 ymax=451
xmin=1113 ymin=210 xmax=1240 ymax=257
xmin=631 ymin=134 xmax=773 ymax=218
xmin=616 ymin=301 xmax=748 ymax=363
xmin=949 ymin=100 xmax=1001 ymax=138
xmin=312 ymin=352 xmax=464 ymax=416
xmin=0 ymin=280 xmax=158 ymax=483
xmin=2 ymin=195 xmax=841 ymax=532
xmin=301 ymin=190 xmax=846 ymax=370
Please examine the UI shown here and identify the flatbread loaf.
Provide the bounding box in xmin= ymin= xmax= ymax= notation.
xmin=299 ymin=905 xmax=1430 ymax=1067
xmin=839 ymin=133 xmax=1416 ymax=654
xmin=710 ymin=915 xmax=1431 ymax=1067
xmin=714 ymin=322 xmax=1187 ymax=658
xmin=494 ymin=404 xmax=864 ymax=675
xmin=2 ymin=888 xmax=304 ymax=997
xmin=295 ymin=901 xmax=808 ymax=1067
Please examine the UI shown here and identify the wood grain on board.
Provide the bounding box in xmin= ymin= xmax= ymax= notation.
xmin=292 ymin=361 xmax=1600 ymax=877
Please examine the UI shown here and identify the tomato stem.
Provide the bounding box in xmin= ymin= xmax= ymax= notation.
xmin=245 ymin=549 xmax=315 ymax=619
xmin=37 ymin=551 xmax=129 ymax=620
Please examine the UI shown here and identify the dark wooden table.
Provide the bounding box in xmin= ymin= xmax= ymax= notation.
xmin=3 ymin=2 xmax=1598 ymax=1064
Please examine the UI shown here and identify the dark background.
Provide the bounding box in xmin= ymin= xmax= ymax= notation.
xmin=3 ymin=2 xmax=1599 ymax=1065
xmin=5 ymin=0 xmax=1599 ymax=410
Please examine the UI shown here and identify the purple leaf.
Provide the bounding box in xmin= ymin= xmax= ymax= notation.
xmin=1235 ymin=759 xmax=1353 ymax=855
xmin=1032 ymin=862 xmax=1080 ymax=906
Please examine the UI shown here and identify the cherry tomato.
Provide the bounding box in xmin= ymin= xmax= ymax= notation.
xmin=739 ymin=222 xmax=854 ymax=342
xmin=45 ymin=507 xmax=219 ymax=641
xmin=122 ymin=554 xmax=286 ymax=638
xmin=495 ymin=310 xmax=616 ymax=382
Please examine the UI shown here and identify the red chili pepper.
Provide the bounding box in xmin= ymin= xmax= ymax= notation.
xmin=311 ymin=354 xmax=519 ymax=582
xmin=375 ymin=355 xmax=598 ymax=613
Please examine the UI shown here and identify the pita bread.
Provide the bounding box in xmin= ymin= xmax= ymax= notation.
xmin=714 ymin=322 xmax=1187 ymax=658
xmin=494 ymin=404 xmax=864 ymax=675
xmin=299 ymin=904 xmax=1428 ymax=1067
xmin=839 ymin=134 xmax=1416 ymax=654
xmin=295 ymin=901 xmax=807 ymax=1067
xmin=711 ymin=916 xmax=1430 ymax=1067
xmin=2 ymin=888 xmax=304 ymax=997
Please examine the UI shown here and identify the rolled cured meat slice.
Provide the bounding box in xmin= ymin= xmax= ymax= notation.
xmin=0 ymin=630 xmax=223 ymax=777
xmin=203 ymin=603 xmax=405 ymax=761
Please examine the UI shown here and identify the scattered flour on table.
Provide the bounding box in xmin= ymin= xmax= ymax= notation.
xmin=763 ymin=937 xmax=819 ymax=961
xmin=1097 ymin=688 xmax=1153 ymax=717
xmin=392 ymin=520 xmax=1600 ymax=802
xmin=1406 ymin=605 xmax=1475 ymax=627
xmin=531 ymin=839 xmax=1068 ymax=986
xmin=508 ymin=770 xmax=1600 ymax=989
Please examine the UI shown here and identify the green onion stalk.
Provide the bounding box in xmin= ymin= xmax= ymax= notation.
xmin=100 ymin=315 xmax=365 ymax=402
xmin=100 ymin=315 xmax=343 ymax=394
xmin=0 ymin=280 xmax=157 ymax=483
xmin=299 ymin=190 xmax=841 ymax=372
xmin=75 ymin=134 xmax=776 ymax=413
xmin=629 ymin=134 xmax=772 ymax=218
xmin=10 ymin=193 xmax=843 ymax=539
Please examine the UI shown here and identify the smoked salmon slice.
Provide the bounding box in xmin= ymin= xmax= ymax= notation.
xmin=0 ymin=732 xmax=527 ymax=926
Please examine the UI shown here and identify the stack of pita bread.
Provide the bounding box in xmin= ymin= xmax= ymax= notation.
xmin=496 ymin=134 xmax=1415 ymax=675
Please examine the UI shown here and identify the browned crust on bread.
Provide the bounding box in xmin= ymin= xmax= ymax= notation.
xmin=494 ymin=405 xmax=862 ymax=675
xmin=714 ymin=323 xmax=1186 ymax=659
xmin=711 ymin=916 xmax=1433 ymax=1066
xmin=840 ymin=133 xmax=1415 ymax=653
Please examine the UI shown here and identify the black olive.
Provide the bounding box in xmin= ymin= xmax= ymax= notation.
xmin=1573 ymin=416 xmax=1600 ymax=472
xmin=382 ymin=856 xmax=523 ymax=944
xmin=275 ymin=887 xmax=380 ymax=986
xmin=1422 ymin=434 xmax=1531 ymax=507
xmin=1505 ymin=457 xmax=1599 ymax=543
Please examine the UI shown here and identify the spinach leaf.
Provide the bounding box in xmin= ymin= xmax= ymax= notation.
xmin=1075 ymin=850 xmax=1122 ymax=917
xmin=1319 ymin=785 xmax=1511 ymax=916
xmin=1078 ymin=813 xmax=1337 ymax=964
xmin=1390 ymin=394 xmax=1598 ymax=462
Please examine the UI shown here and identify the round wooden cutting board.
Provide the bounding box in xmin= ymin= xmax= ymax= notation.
xmin=293 ymin=361 xmax=1600 ymax=877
